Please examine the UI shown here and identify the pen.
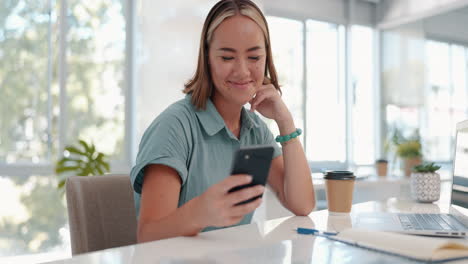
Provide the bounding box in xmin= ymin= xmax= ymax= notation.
xmin=296 ymin=227 xmax=338 ymax=236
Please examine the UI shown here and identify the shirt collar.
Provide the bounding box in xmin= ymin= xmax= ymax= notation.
xmin=194 ymin=96 xmax=225 ymax=136
xmin=193 ymin=95 xmax=260 ymax=136
xmin=241 ymin=107 xmax=260 ymax=131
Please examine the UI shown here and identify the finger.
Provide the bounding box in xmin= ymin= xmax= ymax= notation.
xmin=250 ymin=90 xmax=270 ymax=110
xmin=231 ymin=198 xmax=263 ymax=217
xmin=252 ymin=84 xmax=275 ymax=101
xmin=227 ymin=184 xmax=264 ymax=206
xmin=256 ymin=83 xmax=275 ymax=92
xmin=252 ymin=86 xmax=273 ymax=101
xmin=249 ymin=91 xmax=263 ymax=112
xmin=220 ymin=174 xmax=253 ymax=193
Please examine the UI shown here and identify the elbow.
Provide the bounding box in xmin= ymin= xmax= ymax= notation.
xmin=137 ymin=220 xmax=156 ymax=243
xmin=291 ymin=200 xmax=316 ymax=216
xmin=293 ymin=207 xmax=314 ymax=216
xmin=136 ymin=221 xmax=147 ymax=243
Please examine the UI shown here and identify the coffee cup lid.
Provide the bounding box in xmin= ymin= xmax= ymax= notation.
xmin=323 ymin=171 xmax=356 ymax=180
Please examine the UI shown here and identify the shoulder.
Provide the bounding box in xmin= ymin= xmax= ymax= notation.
xmin=159 ymin=96 xmax=195 ymax=122
xmin=149 ymin=97 xmax=195 ymax=129
xmin=141 ymin=97 xmax=196 ymax=142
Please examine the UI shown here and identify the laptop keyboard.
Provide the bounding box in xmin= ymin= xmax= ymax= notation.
xmin=398 ymin=214 xmax=457 ymax=231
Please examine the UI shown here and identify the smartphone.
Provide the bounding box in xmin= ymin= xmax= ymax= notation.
xmin=228 ymin=145 xmax=275 ymax=205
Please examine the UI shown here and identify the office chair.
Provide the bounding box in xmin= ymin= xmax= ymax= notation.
xmin=66 ymin=174 xmax=137 ymax=255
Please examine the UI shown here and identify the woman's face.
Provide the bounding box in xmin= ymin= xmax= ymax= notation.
xmin=208 ymin=15 xmax=266 ymax=106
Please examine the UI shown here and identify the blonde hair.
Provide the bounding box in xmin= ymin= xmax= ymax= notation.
xmin=183 ymin=0 xmax=281 ymax=110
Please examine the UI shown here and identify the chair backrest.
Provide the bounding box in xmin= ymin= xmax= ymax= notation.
xmin=66 ymin=174 xmax=137 ymax=255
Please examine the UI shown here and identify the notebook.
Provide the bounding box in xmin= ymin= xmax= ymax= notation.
xmin=355 ymin=119 xmax=468 ymax=237
xmin=313 ymin=228 xmax=468 ymax=263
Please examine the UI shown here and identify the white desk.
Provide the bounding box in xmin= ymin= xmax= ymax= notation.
xmin=46 ymin=198 xmax=467 ymax=264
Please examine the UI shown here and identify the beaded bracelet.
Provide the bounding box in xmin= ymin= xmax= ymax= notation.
xmin=275 ymin=128 xmax=302 ymax=143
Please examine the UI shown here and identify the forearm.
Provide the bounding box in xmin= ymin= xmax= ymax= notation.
xmin=137 ymin=198 xmax=204 ymax=243
xmin=277 ymin=117 xmax=315 ymax=215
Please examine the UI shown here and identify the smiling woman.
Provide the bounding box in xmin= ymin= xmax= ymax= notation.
xmin=132 ymin=0 xmax=315 ymax=244
xmin=208 ymin=16 xmax=267 ymax=110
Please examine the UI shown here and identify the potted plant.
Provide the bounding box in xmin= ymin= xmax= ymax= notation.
xmin=410 ymin=162 xmax=441 ymax=203
xmin=397 ymin=140 xmax=423 ymax=177
xmin=55 ymin=139 xmax=110 ymax=191
xmin=388 ymin=128 xmax=423 ymax=177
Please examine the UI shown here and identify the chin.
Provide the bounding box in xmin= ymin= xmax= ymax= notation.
xmin=231 ymin=96 xmax=251 ymax=107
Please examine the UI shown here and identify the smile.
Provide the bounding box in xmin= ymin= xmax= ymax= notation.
xmin=228 ymin=81 xmax=253 ymax=90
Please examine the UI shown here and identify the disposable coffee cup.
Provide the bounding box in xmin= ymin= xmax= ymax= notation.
xmin=375 ymin=159 xmax=388 ymax=177
xmin=324 ymin=171 xmax=356 ymax=214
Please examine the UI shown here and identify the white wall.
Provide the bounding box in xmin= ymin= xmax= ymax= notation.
xmin=264 ymin=0 xmax=376 ymax=26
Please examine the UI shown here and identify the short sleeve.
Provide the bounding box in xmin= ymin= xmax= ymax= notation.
xmin=130 ymin=113 xmax=191 ymax=194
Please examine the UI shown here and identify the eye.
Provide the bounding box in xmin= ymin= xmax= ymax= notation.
xmin=249 ymin=56 xmax=260 ymax=61
xmin=221 ymin=56 xmax=234 ymax=61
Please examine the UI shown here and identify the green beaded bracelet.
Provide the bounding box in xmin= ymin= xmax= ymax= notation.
xmin=275 ymin=128 xmax=302 ymax=143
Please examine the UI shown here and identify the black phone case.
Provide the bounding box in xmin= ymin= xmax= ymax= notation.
xmin=228 ymin=145 xmax=274 ymax=205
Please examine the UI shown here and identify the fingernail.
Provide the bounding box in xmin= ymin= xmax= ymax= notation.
xmin=246 ymin=175 xmax=253 ymax=181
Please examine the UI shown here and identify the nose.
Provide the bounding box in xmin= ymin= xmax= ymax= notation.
xmin=233 ymin=58 xmax=250 ymax=79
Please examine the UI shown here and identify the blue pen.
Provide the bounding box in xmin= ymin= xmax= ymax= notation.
xmin=296 ymin=227 xmax=338 ymax=236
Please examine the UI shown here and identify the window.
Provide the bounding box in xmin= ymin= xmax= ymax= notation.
xmin=0 ymin=0 xmax=128 ymax=260
xmin=0 ymin=0 xmax=127 ymax=166
xmin=384 ymin=39 xmax=468 ymax=166
xmin=0 ymin=0 xmax=55 ymax=163
xmin=425 ymin=40 xmax=468 ymax=162
xmin=66 ymin=0 xmax=126 ymax=161
xmin=351 ymin=26 xmax=376 ymax=165
xmin=266 ymin=17 xmax=304 ymax=138
xmin=306 ymin=20 xmax=346 ymax=163
xmin=266 ymin=16 xmax=376 ymax=168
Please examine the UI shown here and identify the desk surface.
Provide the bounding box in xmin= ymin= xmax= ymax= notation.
xmin=47 ymin=198 xmax=466 ymax=264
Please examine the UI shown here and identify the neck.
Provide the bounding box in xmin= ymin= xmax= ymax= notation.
xmin=211 ymin=93 xmax=242 ymax=133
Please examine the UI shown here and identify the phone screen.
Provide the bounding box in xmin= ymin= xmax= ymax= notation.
xmin=228 ymin=145 xmax=274 ymax=205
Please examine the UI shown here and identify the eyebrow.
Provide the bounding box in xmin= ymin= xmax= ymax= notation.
xmin=218 ymin=46 xmax=263 ymax=52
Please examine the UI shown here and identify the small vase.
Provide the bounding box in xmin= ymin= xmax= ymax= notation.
xmin=410 ymin=172 xmax=440 ymax=203
xmin=404 ymin=157 xmax=422 ymax=177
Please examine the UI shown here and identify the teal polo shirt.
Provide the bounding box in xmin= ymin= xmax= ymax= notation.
xmin=130 ymin=94 xmax=282 ymax=232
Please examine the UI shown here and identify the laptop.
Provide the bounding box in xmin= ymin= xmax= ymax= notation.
xmin=354 ymin=120 xmax=468 ymax=237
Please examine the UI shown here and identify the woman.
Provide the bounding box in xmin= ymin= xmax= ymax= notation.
xmin=131 ymin=0 xmax=315 ymax=243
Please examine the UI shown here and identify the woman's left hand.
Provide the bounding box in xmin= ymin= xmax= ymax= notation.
xmin=249 ymin=84 xmax=292 ymax=124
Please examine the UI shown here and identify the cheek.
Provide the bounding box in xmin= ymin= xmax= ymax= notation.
xmin=210 ymin=65 xmax=224 ymax=85
xmin=253 ymin=61 xmax=266 ymax=81
xmin=211 ymin=63 xmax=230 ymax=81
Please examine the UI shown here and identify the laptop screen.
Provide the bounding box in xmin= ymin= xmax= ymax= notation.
xmin=452 ymin=125 xmax=468 ymax=210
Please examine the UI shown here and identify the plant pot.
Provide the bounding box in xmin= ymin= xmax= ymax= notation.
xmin=375 ymin=160 xmax=388 ymax=177
xmin=403 ymin=157 xmax=422 ymax=177
xmin=410 ymin=172 xmax=440 ymax=203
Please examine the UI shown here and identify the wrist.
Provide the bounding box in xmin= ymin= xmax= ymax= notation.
xmin=275 ymin=128 xmax=302 ymax=145
xmin=184 ymin=197 xmax=206 ymax=232
xmin=276 ymin=118 xmax=295 ymax=135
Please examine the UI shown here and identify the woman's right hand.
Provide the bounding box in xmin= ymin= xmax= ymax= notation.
xmin=192 ymin=174 xmax=265 ymax=228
